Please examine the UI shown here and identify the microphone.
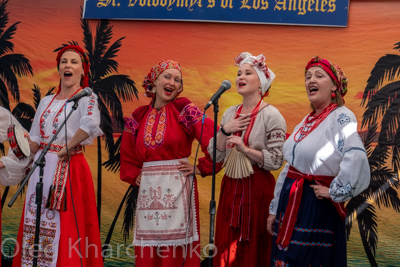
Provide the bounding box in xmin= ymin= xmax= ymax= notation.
xmin=204 ymin=80 xmax=232 ymax=110
xmin=66 ymin=87 xmax=93 ymax=103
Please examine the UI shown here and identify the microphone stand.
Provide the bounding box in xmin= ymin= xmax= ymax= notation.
xmin=207 ymin=99 xmax=219 ymax=267
xmin=8 ymin=100 xmax=80 ymax=267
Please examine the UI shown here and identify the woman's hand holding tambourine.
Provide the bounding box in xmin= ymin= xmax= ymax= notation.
xmin=24 ymin=132 xmax=39 ymax=155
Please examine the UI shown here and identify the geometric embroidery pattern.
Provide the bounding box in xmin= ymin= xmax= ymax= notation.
xmin=143 ymin=107 xmax=167 ymax=149
xmin=178 ymin=103 xmax=202 ymax=130
xmin=22 ymin=193 xmax=57 ymax=267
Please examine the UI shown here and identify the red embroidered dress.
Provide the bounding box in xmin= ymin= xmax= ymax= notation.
xmin=12 ymin=92 xmax=104 ymax=267
xmin=120 ymin=97 xmax=219 ymax=267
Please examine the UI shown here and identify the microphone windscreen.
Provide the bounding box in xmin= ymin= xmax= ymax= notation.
xmin=222 ymin=80 xmax=232 ymax=89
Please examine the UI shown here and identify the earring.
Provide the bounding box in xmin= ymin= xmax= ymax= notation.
xmin=331 ymin=92 xmax=336 ymax=98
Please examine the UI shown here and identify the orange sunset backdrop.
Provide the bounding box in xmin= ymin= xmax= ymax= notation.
xmin=1 ymin=0 xmax=400 ymax=266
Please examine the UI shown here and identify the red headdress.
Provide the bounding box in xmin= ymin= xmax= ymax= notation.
xmin=142 ymin=59 xmax=183 ymax=98
xmin=305 ymin=56 xmax=348 ymax=97
xmin=56 ymin=45 xmax=90 ymax=88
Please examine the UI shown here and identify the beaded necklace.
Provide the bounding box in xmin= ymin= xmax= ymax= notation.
xmin=293 ymin=103 xmax=337 ymax=142
xmin=39 ymin=87 xmax=82 ymax=139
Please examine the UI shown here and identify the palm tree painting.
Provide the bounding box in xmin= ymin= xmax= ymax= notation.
xmin=346 ymin=41 xmax=400 ymax=266
xmin=0 ymin=0 xmax=33 ymax=155
xmin=0 ymin=0 xmax=33 ymax=110
xmin=55 ymin=10 xmax=139 ymax=225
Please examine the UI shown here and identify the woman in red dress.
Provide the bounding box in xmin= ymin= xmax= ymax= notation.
xmin=120 ymin=59 xmax=220 ymax=267
xmin=13 ymin=45 xmax=104 ymax=267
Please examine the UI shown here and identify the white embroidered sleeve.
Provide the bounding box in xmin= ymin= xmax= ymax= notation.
xmin=259 ymin=108 xmax=286 ymax=171
xmin=0 ymin=148 xmax=33 ymax=186
xmin=269 ymin=162 xmax=289 ymax=215
xmin=329 ymin=110 xmax=371 ymax=202
xmin=78 ymin=93 xmax=103 ymax=144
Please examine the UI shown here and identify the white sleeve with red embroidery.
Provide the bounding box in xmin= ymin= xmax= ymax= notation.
xmin=78 ymin=93 xmax=103 ymax=145
xmin=29 ymin=95 xmax=51 ymax=145
xmin=0 ymin=148 xmax=33 ymax=186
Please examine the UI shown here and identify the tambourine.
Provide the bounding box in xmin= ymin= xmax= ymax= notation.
xmin=7 ymin=123 xmax=30 ymax=160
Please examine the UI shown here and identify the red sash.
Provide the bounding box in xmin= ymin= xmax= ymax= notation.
xmin=229 ymin=101 xmax=263 ymax=241
xmin=40 ymin=142 xmax=82 ymax=211
xmin=275 ymin=166 xmax=347 ymax=249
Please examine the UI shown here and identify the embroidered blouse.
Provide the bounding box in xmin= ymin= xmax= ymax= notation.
xmin=269 ymin=106 xmax=371 ymax=215
xmin=207 ymin=103 xmax=287 ymax=171
xmin=29 ymin=93 xmax=103 ymax=146
xmin=120 ymin=97 xmax=219 ymax=186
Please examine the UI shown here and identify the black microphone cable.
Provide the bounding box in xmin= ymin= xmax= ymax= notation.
xmin=181 ymin=112 xmax=206 ymax=267
xmin=64 ymin=102 xmax=83 ymax=267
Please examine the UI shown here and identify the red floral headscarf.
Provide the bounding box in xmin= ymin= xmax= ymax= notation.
xmin=56 ymin=45 xmax=90 ymax=88
xmin=142 ymin=59 xmax=183 ymax=98
xmin=305 ymin=56 xmax=348 ymax=97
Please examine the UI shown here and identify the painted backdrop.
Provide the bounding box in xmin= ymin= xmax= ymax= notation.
xmin=1 ymin=0 xmax=400 ymax=266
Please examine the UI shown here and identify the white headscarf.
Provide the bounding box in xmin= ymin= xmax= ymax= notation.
xmin=235 ymin=52 xmax=275 ymax=96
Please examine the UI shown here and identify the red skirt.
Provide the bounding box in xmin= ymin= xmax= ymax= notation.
xmin=12 ymin=153 xmax=103 ymax=267
xmin=213 ymin=166 xmax=275 ymax=267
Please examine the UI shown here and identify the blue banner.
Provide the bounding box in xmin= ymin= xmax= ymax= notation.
xmin=83 ymin=0 xmax=349 ymax=27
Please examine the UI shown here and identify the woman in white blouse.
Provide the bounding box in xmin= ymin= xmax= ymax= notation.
xmin=208 ymin=52 xmax=286 ymax=267
xmin=267 ymin=56 xmax=370 ymax=267
xmin=12 ymin=45 xmax=104 ymax=267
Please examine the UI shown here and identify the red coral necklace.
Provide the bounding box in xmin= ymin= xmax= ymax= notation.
xmin=293 ymin=103 xmax=337 ymax=142
xmin=39 ymin=87 xmax=82 ymax=139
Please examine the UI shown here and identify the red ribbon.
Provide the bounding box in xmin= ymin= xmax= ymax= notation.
xmin=275 ymin=166 xmax=347 ymax=249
